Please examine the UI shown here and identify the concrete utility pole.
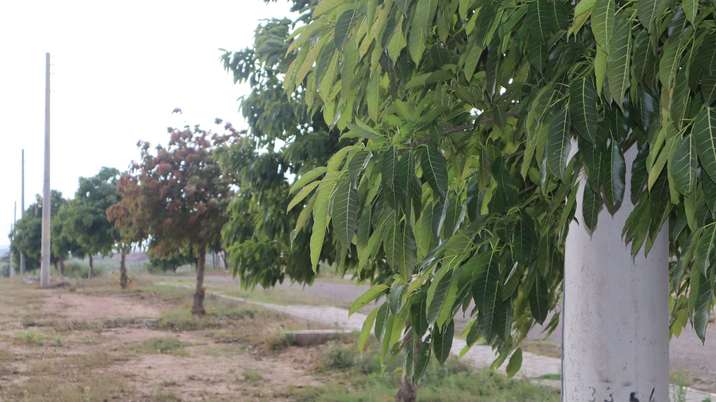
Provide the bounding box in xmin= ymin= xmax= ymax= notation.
xmin=40 ymin=52 xmax=51 ymax=288
xmin=20 ymin=149 xmax=25 ymax=275
xmin=562 ymin=147 xmax=668 ymax=402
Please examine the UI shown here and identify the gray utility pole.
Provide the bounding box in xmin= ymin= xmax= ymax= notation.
xmin=20 ymin=149 xmax=25 ymax=275
xmin=40 ymin=52 xmax=51 ymax=288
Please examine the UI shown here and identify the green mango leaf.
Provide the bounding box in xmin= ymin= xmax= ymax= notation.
xmin=582 ymin=185 xmax=602 ymax=233
xmin=350 ymin=284 xmax=389 ymax=315
xmin=669 ymin=134 xmax=698 ymax=195
xmin=683 ymin=0 xmax=698 ymax=24
xmin=605 ymin=141 xmax=625 ymax=214
xmin=290 ymin=167 xmax=327 ymax=194
xmin=332 ymin=175 xmax=359 ymax=247
xmin=607 ymin=13 xmax=632 ymax=106
xmin=546 ymin=105 xmax=571 ymax=179
xmin=421 ymin=145 xmax=448 ymax=197
xmin=358 ymin=308 xmax=378 ymax=350
xmin=693 ymin=107 xmax=716 ymax=183
xmin=591 ymin=0 xmax=615 ymax=48
xmin=594 ymin=45 xmax=607 ymax=96
xmin=637 ymin=0 xmax=668 ymax=32
xmin=529 ymin=273 xmax=549 ymax=324
xmin=473 ymin=252 xmax=500 ymax=337
xmin=432 ymin=321 xmax=455 ymax=364
xmin=409 ymin=0 xmax=438 ymax=64
xmin=287 ymin=180 xmax=320 ymax=212
xmin=658 ymin=34 xmax=685 ymax=88
xmin=426 ymin=265 xmax=453 ymax=324
xmin=335 ymin=9 xmax=357 ymax=49
xmin=570 ymin=77 xmax=599 ymax=143
xmin=310 ymin=174 xmax=338 ymax=270
xmin=506 ymin=348 xmax=523 ymax=378
xmin=695 ymin=224 xmax=716 ymax=277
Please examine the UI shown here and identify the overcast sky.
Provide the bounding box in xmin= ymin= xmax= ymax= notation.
xmin=0 ymin=0 xmax=293 ymax=245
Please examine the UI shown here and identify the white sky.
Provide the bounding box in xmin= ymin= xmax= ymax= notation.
xmin=0 ymin=0 xmax=293 ymax=244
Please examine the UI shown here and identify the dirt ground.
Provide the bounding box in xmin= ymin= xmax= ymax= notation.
xmin=0 ymin=278 xmax=326 ymax=402
xmin=196 ymin=271 xmax=716 ymax=393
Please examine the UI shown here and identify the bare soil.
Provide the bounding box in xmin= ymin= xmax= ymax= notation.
xmin=0 ymin=278 xmax=325 ymax=401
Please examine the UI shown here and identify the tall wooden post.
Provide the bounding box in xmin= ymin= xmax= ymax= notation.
xmin=20 ymin=149 xmax=25 ymax=275
xmin=40 ymin=53 xmax=51 ymax=289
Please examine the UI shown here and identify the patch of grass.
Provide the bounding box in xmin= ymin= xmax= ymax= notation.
xmin=537 ymin=373 xmax=561 ymax=381
xmin=242 ymin=368 xmax=264 ymax=383
xmin=523 ymin=340 xmax=561 ymax=359
xmin=157 ymin=304 xmax=256 ymax=331
xmin=134 ymin=337 xmax=188 ymax=355
xmin=14 ymin=330 xmax=62 ymax=347
xmin=295 ymin=340 xmax=559 ymax=402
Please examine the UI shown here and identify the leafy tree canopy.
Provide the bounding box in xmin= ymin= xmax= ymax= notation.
xmin=10 ymin=191 xmax=67 ymax=270
xmin=284 ymin=0 xmax=716 ymax=380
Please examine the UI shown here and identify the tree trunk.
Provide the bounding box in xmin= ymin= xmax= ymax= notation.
xmin=192 ymin=247 xmax=206 ymax=316
xmin=119 ymin=249 xmax=128 ymax=289
xmin=88 ymin=255 xmax=94 ymax=278
xmin=395 ymin=376 xmax=417 ymax=402
xmin=396 ymin=337 xmax=418 ymax=402
xmin=59 ymin=257 xmax=65 ymax=276
xmin=563 ymin=146 xmax=668 ymax=401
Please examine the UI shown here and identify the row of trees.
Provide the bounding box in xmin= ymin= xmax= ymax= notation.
xmin=11 ymin=0 xmax=716 ymax=399
xmin=10 ymin=168 xmax=121 ymax=279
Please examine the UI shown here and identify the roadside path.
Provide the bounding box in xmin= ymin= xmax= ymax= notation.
xmin=163 ymin=281 xmax=715 ymax=402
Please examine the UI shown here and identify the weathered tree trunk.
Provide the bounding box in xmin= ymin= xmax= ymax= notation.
xmin=192 ymin=247 xmax=207 ymax=316
xmin=221 ymin=251 xmax=228 ymax=271
xmin=395 ymin=376 xmax=417 ymax=402
xmin=396 ymin=337 xmax=418 ymax=402
xmin=119 ymin=249 xmax=128 ymax=289
xmin=563 ymin=147 xmax=668 ymax=401
xmin=59 ymin=257 xmax=65 ymax=276
xmin=88 ymin=255 xmax=94 ymax=278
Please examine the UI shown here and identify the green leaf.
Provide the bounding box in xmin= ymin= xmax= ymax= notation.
xmin=414 ymin=203 xmax=435 ymax=260
xmin=432 ymin=321 xmax=455 ymax=364
xmin=350 ymin=284 xmax=389 ymax=315
xmin=427 ymin=265 xmax=453 ymax=324
xmin=570 ymin=77 xmax=599 ymax=143
xmin=695 ymin=225 xmax=716 ymax=277
xmin=683 ymin=0 xmax=698 ymax=24
xmin=546 ymin=105 xmax=571 ymax=179
xmin=310 ymin=175 xmax=338 ymax=270
xmin=594 ymin=46 xmax=607 ymax=96
xmin=637 ymin=0 xmax=668 ymax=32
xmin=694 ymin=107 xmax=716 ymax=183
xmin=387 ymin=17 xmax=407 ymax=62
xmin=421 ymin=145 xmax=448 ymax=197
xmin=607 ymin=13 xmax=632 ymax=106
xmin=409 ymin=0 xmax=437 ymax=65
xmin=335 ymin=9 xmax=357 ymax=49
xmin=473 ymin=252 xmax=500 ymax=338
xmin=383 ymin=214 xmax=416 ymax=279
xmin=582 ymin=185 xmax=602 ymax=233
xmin=605 ymin=141 xmax=625 ymax=214
xmin=529 ymin=274 xmax=549 ymax=324
xmin=591 ymin=0 xmax=615 ymax=48
xmin=506 ymin=348 xmax=523 ymax=378
xmin=669 ymin=134 xmax=698 ymax=195
xmin=358 ymin=308 xmax=378 ymax=350
xmin=290 ymin=167 xmax=327 ymax=194
xmin=671 ymin=68 xmax=692 ymax=131
xmin=658 ymin=34 xmax=685 ymax=88
xmin=332 ymin=175 xmax=359 ymax=246
xmin=287 ymin=180 xmax=320 ymax=212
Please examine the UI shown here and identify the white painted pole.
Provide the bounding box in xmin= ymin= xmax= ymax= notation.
xmin=40 ymin=53 xmax=51 ymax=289
xmin=563 ymin=147 xmax=669 ymax=402
xmin=20 ymin=149 xmax=25 ymax=276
